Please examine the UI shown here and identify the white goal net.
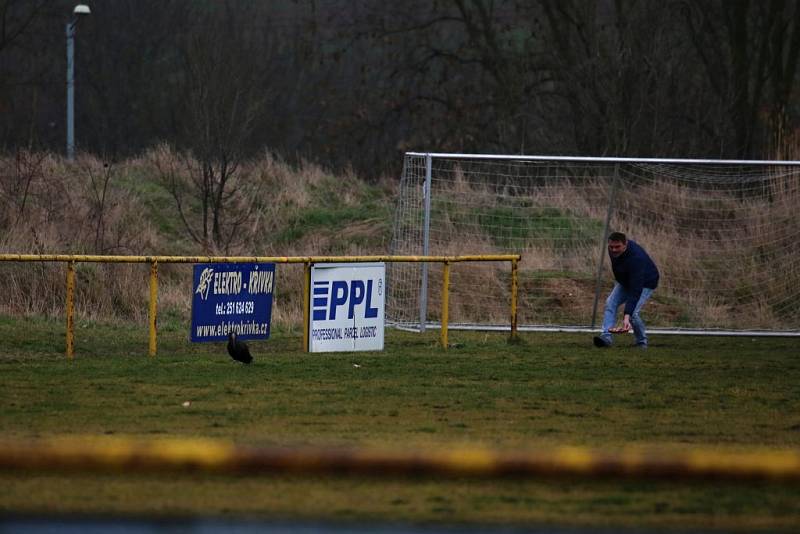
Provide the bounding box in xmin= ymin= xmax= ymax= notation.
xmin=387 ymin=153 xmax=800 ymax=335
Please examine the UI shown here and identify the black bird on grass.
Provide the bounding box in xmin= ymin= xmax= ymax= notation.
xmin=227 ymin=332 xmax=253 ymax=364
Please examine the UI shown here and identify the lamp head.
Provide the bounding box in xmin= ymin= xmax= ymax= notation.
xmin=73 ymin=4 xmax=91 ymax=16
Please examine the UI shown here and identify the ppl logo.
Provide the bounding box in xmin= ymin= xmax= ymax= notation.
xmin=313 ymin=279 xmax=380 ymax=321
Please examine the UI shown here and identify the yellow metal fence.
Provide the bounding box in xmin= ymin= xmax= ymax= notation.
xmin=0 ymin=254 xmax=520 ymax=358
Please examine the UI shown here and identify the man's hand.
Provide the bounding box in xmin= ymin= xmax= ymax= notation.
xmin=609 ymin=315 xmax=632 ymax=334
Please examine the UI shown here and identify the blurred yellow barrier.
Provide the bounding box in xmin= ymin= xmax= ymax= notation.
xmin=0 ymin=436 xmax=799 ymax=483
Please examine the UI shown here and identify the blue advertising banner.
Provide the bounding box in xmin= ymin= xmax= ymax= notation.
xmin=190 ymin=263 xmax=275 ymax=342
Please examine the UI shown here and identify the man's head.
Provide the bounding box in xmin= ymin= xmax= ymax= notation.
xmin=607 ymin=231 xmax=628 ymax=258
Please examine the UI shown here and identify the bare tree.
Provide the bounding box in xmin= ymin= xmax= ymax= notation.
xmin=0 ymin=1 xmax=63 ymax=149
xmin=0 ymin=149 xmax=47 ymax=229
xmin=539 ymin=0 xmax=714 ymax=156
xmin=3 ymin=0 xmax=800 ymax=173
xmin=84 ymin=161 xmax=114 ymax=252
xmin=337 ymin=1 xmax=552 ymax=157
xmin=680 ymin=0 xmax=800 ymax=156
xmin=80 ymin=0 xmax=190 ymax=158
xmin=157 ymin=2 xmax=269 ymax=254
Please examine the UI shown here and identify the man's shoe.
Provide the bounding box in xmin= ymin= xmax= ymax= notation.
xmin=593 ymin=336 xmax=610 ymax=348
xmin=636 ymin=343 xmax=648 ymax=351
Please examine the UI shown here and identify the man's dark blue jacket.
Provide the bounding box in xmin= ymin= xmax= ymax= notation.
xmin=610 ymin=240 xmax=659 ymax=315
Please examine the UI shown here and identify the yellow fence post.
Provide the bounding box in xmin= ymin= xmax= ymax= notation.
xmin=148 ymin=261 xmax=158 ymax=357
xmin=441 ymin=261 xmax=450 ymax=349
xmin=65 ymin=261 xmax=75 ymax=359
xmin=303 ymin=262 xmax=311 ymax=352
xmin=510 ymin=258 xmax=518 ymax=341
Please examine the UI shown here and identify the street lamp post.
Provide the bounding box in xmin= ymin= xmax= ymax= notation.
xmin=66 ymin=4 xmax=91 ymax=161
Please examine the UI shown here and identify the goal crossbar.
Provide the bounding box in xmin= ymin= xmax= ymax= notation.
xmin=405 ymin=152 xmax=800 ymax=166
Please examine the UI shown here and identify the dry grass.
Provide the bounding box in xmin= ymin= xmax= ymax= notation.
xmin=2 ymin=148 xmax=799 ymax=330
xmin=0 ymin=149 xmax=391 ymax=328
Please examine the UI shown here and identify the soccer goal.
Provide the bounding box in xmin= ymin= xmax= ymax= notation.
xmin=387 ymin=153 xmax=800 ymax=335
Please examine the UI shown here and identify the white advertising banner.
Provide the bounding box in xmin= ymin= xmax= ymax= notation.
xmin=309 ymin=263 xmax=385 ymax=353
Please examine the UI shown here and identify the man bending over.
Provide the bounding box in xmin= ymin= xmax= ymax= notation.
xmin=594 ymin=231 xmax=659 ymax=349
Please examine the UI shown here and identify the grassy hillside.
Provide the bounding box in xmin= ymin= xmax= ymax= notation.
xmin=0 ymin=150 xmax=396 ymax=327
xmin=4 ymin=150 xmax=799 ymax=332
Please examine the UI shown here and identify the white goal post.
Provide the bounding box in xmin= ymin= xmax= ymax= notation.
xmin=387 ymin=153 xmax=800 ymax=336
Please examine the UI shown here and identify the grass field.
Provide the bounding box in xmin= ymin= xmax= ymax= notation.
xmin=1 ymin=314 xmax=799 ymax=531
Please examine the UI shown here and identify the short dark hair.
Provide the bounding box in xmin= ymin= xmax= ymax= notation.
xmin=608 ymin=231 xmax=627 ymax=243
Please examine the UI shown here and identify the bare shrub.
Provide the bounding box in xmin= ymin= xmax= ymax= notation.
xmin=149 ymin=143 xmax=263 ymax=255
